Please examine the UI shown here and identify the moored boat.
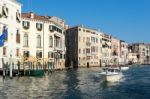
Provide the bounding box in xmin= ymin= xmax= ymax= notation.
xmin=25 ymin=70 xmax=45 ymax=77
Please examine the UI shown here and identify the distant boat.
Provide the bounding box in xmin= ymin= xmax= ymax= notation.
xmin=100 ymin=67 xmax=122 ymax=82
xmin=120 ymin=66 xmax=129 ymax=71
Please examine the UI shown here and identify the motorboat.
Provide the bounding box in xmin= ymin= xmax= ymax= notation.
xmin=120 ymin=66 xmax=129 ymax=71
xmin=100 ymin=67 xmax=122 ymax=82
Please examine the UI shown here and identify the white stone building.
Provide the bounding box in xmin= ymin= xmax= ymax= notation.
xmin=0 ymin=0 xmax=21 ymax=69
xmin=21 ymin=12 xmax=67 ymax=69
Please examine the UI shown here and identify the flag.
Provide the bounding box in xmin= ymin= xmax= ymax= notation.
xmin=0 ymin=27 xmax=8 ymax=40
xmin=0 ymin=39 xmax=4 ymax=47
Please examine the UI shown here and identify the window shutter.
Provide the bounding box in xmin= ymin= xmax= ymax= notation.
xmin=3 ymin=5 xmax=8 ymax=17
xmin=27 ymin=22 xmax=30 ymax=27
xmin=48 ymin=52 xmax=50 ymax=58
xmin=49 ymin=25 xmax=52 ymax=31
xmin=36 ymin=23 xmax=42 ymax=30
xmin=38 ymin=24 xmax=41 ymax=28
xmin=16 ymin=11 xmax=21 ymax=22
xmin=24 ymin=21 xmax=27 ymax=27
xmin=40 ymin=52 xmax=42 ymax=58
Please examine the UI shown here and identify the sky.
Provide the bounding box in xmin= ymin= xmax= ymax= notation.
xmin=19 ymin=0 xmax=150 ymax=43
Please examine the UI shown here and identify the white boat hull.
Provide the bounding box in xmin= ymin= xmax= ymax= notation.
xmin=101 ymin=73 xmax=122 ymax=82
xmin=100 ymin=67 xmax=122 ymax=82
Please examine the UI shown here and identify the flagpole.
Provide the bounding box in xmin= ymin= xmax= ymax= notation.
xmin=42 ymin=22 xmax=45 ymax=71
xmin=0 ymin=25 xmax=8 ymax=79
xmin=10 ymin=50 xmax=13 ymax=79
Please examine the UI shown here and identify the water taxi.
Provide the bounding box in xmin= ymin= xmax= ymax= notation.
xmin=100 ymin=67 xmax=122 ymax=82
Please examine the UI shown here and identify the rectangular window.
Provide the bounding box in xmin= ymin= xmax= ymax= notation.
xmin=49 ymin=25 xmax=53 ymax=31
xmin=91 ymin=46 xmax=96 ymax=53
xmin=23 ymin=51 xmax=29 ymax=57
xmin=51 ymin=52 xmax=54 ymax=58
xmin=86 ymin=37 xmax=90 ymax=42
xmin=16 ymin=29 xmax=20 ymax=43
xmin=83 ymin=37 xmax=85 ymax=42
xmin=79 ymin=36 xmax=81 ymax=42
xmin=79 ymin=48 xmax=81 ymax=54
xmin=36 ymin=23 xmax=42 ymax=31
xmin=3 ymin=47 xmax=6 ymax=55
xmin=96 ymin=47 xmax=98 ymax=53
xmin=79 ymin=28 xmax=81 ymax=31
xmin=48 ymin=52 xmax=54 ymax=58
xmin=16 ymin=49 xmax=19 ymax=56
xmin=36 ymin=51 xmax=42 ymax=58
xmin=22 ymin=21 xmax=30 ymax=29
xmin=48 ymin=52 xmax=50 ymax=58
xmin=60 ymin=54 xmax=63 ymax=59
xmin=87 ymin=56 xmax=90 ymax=60
xmin=86 ymin=48 xmax=90 ymax=53
xmin=100 ymin=39 xmax=102 ymax=43
xmin=96 ymin=38 xmax=98 ymax=43
xmin=83 ymin=49 xmax=85 ymax=54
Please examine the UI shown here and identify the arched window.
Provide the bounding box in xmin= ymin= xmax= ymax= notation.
xmin=23 ymin=34 xmax=28 ymax=47
xmin=49 ymin=36 xmax=53 ymax=48
xmin=37 ymin=35 xmax=41 ymax=48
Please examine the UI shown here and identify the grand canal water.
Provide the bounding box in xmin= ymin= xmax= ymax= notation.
xmin=0 ymin=65 xmax=150 ymax=99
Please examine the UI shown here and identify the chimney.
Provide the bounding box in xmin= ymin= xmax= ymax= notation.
xmin=30 ymin=12 xmax=34 ymax=19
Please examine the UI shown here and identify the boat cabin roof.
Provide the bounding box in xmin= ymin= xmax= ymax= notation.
xmin=103 ymin=68 xmax=121 ymax=72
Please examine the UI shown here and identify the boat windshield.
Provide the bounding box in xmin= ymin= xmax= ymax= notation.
xmin=104 ymin=68 xmax=120 ymax=73
xmin=115 ymin=69 xmax=120 ymax=72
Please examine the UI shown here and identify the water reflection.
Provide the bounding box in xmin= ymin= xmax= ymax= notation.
xmin=62 ymin=69 xmax=82 ymax=99
xmin=0 ymin=76 xmax=51 ymax=99
xmin=0 ymin=66 xmax=150 ymax=99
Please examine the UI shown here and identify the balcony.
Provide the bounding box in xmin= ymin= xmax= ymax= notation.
xmin=54 ymin=45 xmax=64 ymax=51
xmin=86 ymin=53 xmax=91 ymax=56
xmin=54 ymin=33 xmax=63 ymax=38
xmin=91 ymin=52 xmax=97 ymax=55
xmin=49 ymin=25 xmax=63 ymax=34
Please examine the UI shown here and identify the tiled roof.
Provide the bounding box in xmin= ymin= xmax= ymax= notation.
xmin=21 ymin=12 xmax=51 ymax=22
xmin=21 ymin=12 xmax=68 ymax=29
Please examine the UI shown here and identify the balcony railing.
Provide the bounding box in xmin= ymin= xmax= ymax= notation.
xmin=86 ymin=53 xmax=91 ymax=56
